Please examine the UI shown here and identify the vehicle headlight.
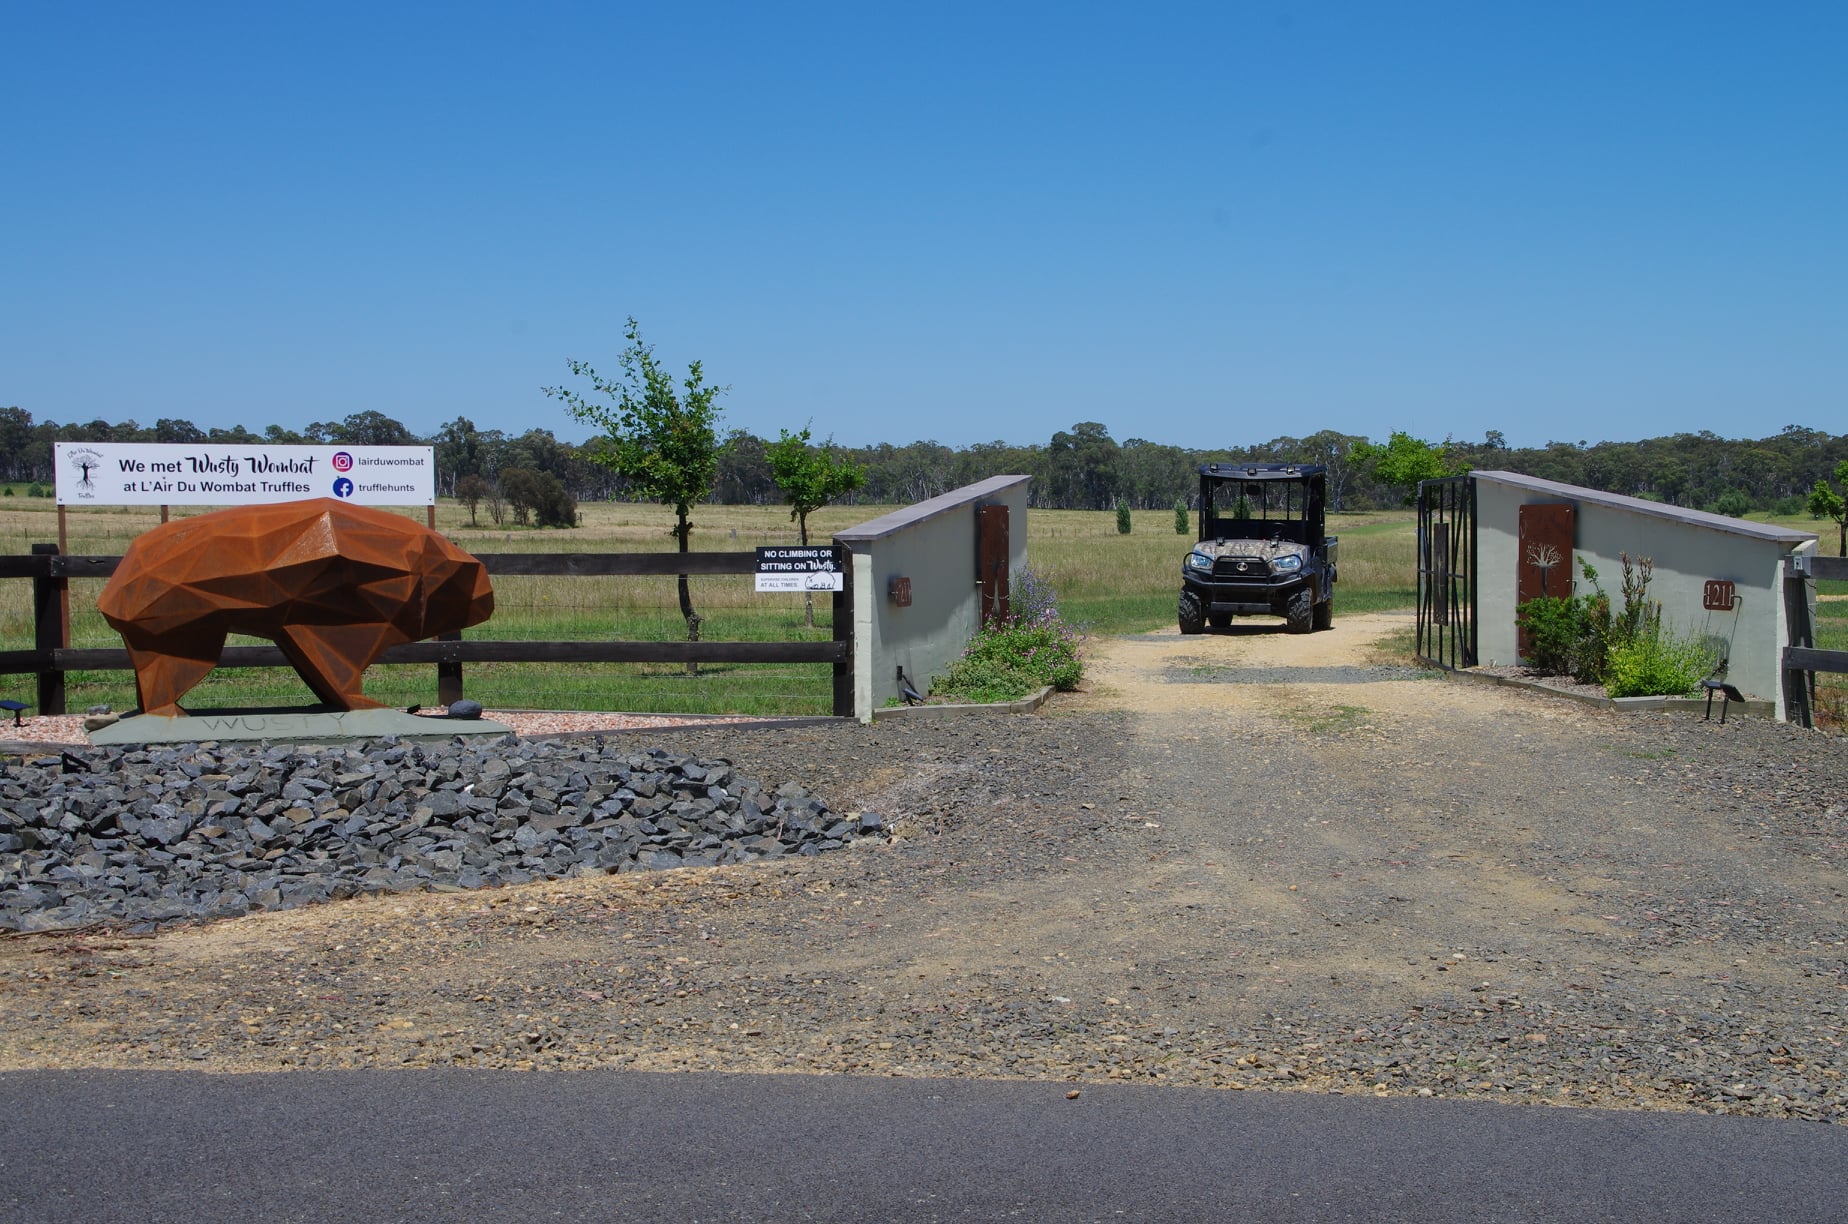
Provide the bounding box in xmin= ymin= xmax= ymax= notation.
xmin=1271 ymin=554 xmax=1303 ymax=573
xmin=1186 ymin=551 xmax=1213 ymax=572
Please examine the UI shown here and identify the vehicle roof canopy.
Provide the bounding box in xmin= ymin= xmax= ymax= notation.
xmin=1198 ymin=462 xmax=1327 ymax=482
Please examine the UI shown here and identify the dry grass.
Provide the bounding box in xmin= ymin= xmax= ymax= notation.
xmin=0 ymin=496 xmax=1423 ymax=712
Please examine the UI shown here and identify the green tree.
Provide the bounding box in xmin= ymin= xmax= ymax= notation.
xmin=455 ymin=474 xmax=489 ymax=527
xmin=714 ymin=429 xmax=774 ymax=504
xmin=543 ymin=318 xmax=727 ymax=637
xmin=1115 ymin=500 xmax=1132 ymax=534
xmin=1713 ymin=488 xmax=1752 ymax=518
xmin=500 ymin=466 xmax=538 ymax=526
xmin=1046 ymin=422 xmax=1120 ymax=509
xmin=1353 ymin=431 xmax=1458 ymax=505
xmin=767 ymin=426 xmax=865 ymax=548
xmin=307 ymin=409 xmax=416 ymax=447
xmin=153 ymin=417 xmax=206 ymax=444
xmin=435 ymin=417 xmax=486 ymax=494
xmin=767 ymin=426 xmax=865 ymax=627
xmin=1808 ymin=459 xmax=1848 ymax=556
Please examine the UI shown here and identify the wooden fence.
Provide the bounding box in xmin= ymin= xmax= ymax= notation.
xmin=1785 ymin=553 xmax=1848 ymax=729
xmin=0 ymin=547 xmax=853 ymax=718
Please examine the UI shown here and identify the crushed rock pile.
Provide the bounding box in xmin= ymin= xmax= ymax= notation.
xmin=0 ymin=737 xmax=881 ymax=933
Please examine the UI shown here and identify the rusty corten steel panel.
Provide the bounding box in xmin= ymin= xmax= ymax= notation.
xmin=977 ymin=503 xmax=1010 ymax=627
xmin=1517 ymin=503 xmax=1576 ymax=603
xmin=1516 ymin=502 xmax=1575 ymax=655
xmin=98 ymin=498 xmax=493 ymax=716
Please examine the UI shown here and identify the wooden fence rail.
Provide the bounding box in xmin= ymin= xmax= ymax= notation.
xmin=1784 ymin=553 xmax=1847 ymax=729
xmin=0 ymin=548 xmax=853 ymax=718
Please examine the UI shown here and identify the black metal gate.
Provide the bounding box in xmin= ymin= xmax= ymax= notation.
xmin=1417 ymin=475 xmax=1476 ymax=669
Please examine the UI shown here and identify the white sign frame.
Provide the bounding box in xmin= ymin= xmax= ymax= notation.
xmin=55 ymin=442 xmax=436 ymax=507
xmin=754 ymin=545 xmax=845 ymax=593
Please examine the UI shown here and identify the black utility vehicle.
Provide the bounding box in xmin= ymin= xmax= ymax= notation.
xmin=1179 ymin=463 xmax=1337 ymax=634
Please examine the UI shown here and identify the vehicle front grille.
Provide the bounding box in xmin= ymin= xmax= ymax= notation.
xmin=1212 ymin=557 xmax=1267 ymax=579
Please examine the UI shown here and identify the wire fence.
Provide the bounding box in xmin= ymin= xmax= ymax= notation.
xmin=0 ymin=501 xmax=844 ymax=717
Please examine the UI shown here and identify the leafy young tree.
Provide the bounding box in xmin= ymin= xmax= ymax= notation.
xmin=767 ymin=427 xmax=865 ymax=547
xmin=542 ymin=318 xmax=727 ymax=636
xmin=767 ymin=426 xmax=866 ymax=627
xmin=1352 ymin=431 xmax=1458 ymax=505
xmin=1808 ymin=459 xmax=1848 ymax=556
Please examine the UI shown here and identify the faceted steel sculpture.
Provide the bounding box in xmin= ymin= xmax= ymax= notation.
xmin=99 ymin=498 xmax=494 ymax=717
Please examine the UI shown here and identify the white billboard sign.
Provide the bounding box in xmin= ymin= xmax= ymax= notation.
xmin=55 ymin=443 xmax=436 ymax=507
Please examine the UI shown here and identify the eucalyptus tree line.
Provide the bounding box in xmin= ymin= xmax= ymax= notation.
xmin=4 ymin=399 xmax=1843 ymax=523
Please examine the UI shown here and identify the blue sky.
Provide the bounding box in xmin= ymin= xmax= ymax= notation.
xmin=5 ymin=2 xmax=1843 ymax=452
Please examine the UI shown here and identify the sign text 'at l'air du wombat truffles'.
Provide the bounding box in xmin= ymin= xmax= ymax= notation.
xmin=54 ymin=442 xmax=436 ymax=506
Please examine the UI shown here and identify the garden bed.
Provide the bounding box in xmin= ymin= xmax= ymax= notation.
xmin=1455 ymin=665 xmax=1775 ymax=718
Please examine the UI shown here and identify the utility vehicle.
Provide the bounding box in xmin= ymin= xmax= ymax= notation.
xmin=1179 ymin=463 xmax=1337 ymax=634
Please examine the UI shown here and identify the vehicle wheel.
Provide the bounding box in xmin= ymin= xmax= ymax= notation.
xmin=1285 ymin=588 xmax=1314 ymax=634
xmin=1208 ymin=613 xmax=1231 ymax=629
xmin=1313 ymin=594 xmax=1333 ymax=631
xmin=1178 ymin=589 xmax=1206 ymax=634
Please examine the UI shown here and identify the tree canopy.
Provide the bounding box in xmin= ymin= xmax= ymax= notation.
xmin=541 ymin=318 xmax=727 ymax=630
xmin=766 ymin=427 xmax=865 ymax=547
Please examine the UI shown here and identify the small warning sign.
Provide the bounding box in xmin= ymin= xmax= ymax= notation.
xmin=755 ymin=546 xmax=843 ymax=593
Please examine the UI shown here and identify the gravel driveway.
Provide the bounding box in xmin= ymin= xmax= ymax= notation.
xmin=3 ymin=611 xmax=1845 ymax=1124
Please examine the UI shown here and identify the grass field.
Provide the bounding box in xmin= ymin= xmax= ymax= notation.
xmin=1027 ymin=505 xmax=1415 ymax=634
xmin=2 ymin=491 xmax=1837 ymax=718
xmin=0 ymin=497 xmax=862 ymax=716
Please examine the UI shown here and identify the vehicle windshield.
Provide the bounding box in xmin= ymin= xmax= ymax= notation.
xmin=1201 ymin=478 xmax=1310 ymax=543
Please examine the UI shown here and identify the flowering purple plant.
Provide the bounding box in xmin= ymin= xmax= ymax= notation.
xmin=936 ymin=566 xmax=1084 ymax=703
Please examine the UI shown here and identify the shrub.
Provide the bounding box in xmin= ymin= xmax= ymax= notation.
xmin=933 ymin=568 xmax=1084 ymax=703
xmin=1605 ymin=623 xmax=1720 ymax=698
xmin=500 ymin=467 xmax=578 ymax=528
xmin=1714 ymin=489 xmax=1752 ymax=518
xmin=1515 ymin=556 xmax=1611 ymax=682
xmin=1772 ymin=495 xmax=1807 ymax=517
xmin=1174 ymin=500 xmax=1189 ymax=534
xmin=1516 ymin=551 xmax=1719 ymax=697
xmin=1514 ymin=594 xmax=1585 ymax=676
xmin=1115 ymin=502 xmax=1132 ymax=534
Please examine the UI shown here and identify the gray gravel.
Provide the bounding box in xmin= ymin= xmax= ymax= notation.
xmin=644 ymin=700 xmax=1848 ymax=1124
xmin=2 ymin=684 xmax=1846 ymax=1127
xmin=0 ymin=739 xmax=876 ymax=932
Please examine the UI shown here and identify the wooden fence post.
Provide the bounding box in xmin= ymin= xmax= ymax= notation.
xmin=436 ymin=632 xmax=464 ymax=707
xmin=832 ymin=544 xmax=854 ymax=718
xmin=31 ymin=543 xmax=66 ymax=716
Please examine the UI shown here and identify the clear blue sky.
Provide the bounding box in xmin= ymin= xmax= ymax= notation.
xmin=5 ymin=2 xmax=1843 ymax=452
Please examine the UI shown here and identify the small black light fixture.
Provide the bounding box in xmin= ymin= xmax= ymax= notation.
xmin=1701 ymin=678 xmax=1746 ymax=723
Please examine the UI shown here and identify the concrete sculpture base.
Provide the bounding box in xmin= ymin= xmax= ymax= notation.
xmin=87 ymin=706 xmax=513 ymax=747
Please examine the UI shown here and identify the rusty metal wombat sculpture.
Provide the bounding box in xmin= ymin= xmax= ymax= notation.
xmin=99 ymin=498 xmax=494 ymax=717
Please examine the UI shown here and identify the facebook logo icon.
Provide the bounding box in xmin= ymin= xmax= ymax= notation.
xmin=332 ymin=477 xmax=355 ymax=499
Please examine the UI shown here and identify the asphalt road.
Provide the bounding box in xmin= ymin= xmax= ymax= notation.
xmin=1 ymin=1071 xmax=1842 ymax=1222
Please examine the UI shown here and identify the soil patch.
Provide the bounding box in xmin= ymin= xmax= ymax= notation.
xmin=3 ymin=611 xmax=1845 ymax=1123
